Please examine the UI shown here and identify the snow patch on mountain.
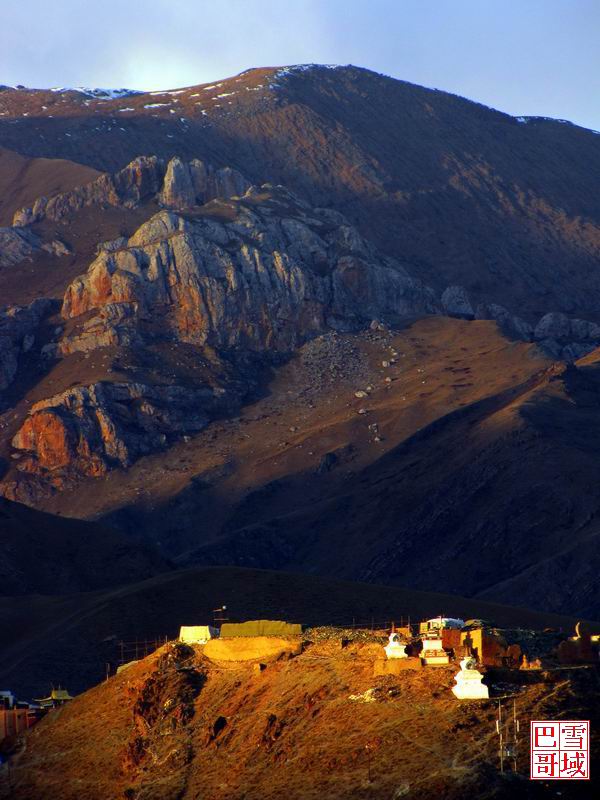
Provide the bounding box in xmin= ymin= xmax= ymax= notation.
xmin=513 ymin=114 xmax=599 ymax=134
xmin=50 ymin=87 xmax=141 ymax=100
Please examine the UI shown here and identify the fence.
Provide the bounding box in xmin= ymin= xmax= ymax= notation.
xmin=116 ymin=636 xmax=170 ymax=666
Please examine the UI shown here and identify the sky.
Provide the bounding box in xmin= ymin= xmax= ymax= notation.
xmin=1 ymin=0 xmax=599 ymax=130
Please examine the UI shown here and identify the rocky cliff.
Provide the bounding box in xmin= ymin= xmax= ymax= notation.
xmin=59 ymin=186 xmax=439 ymax=354
xmin=4 ymin=182 xmax=440 ymax=494
xmin=0 ymin=298 xmax=53 ymax=392
xmin=10 ymin=380 xmax=232 ymax=485
xmin=12 ymin=155 xmax=250 ymax=226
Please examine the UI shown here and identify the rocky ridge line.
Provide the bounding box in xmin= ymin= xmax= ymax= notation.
xmin=11 ymin=155 xmax=250 ymax=227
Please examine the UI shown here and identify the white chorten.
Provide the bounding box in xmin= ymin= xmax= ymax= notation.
xmin=452 ymin=657 xmax=489 ymax=699
xmin=384 ymin=631 xmax=408 ymax=659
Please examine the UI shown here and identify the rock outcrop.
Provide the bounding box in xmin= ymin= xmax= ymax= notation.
xmin=4 ymin=184 xmax=440 ymax=494
xmin=533 ymin=312 xmax=600 ymax=361
xmin=12 ymin=155 xmax=251 ymax=226
xmin=59 ymin=187 xmax=439 ymax=356
xmin=0 ymin=299 xmax=53 ymax=392
xmin=10 ymin=376 xmax=243 ymax=488
xmin=11 ymin=155 xmax=164 ymax=225
xmin=471 ymin=304 xmax=600 ymax=360
xmin=158 ymin=157 xmax=249 ymax=209
xmin=441 ymin=285 xmax=474 ymax=318
xmin=475 ymin=303 xmax=534 ymax=341
xmin=0 ymin=227 xmax=40 ymax=267
xmin=534 ymin=311 xmax=600 ymax=342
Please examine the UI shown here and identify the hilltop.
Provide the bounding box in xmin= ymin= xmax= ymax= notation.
xmin=3 ymin=631 xmax=599 ymax=800
xmin=1 ymin=565 xmax=591 ymax=699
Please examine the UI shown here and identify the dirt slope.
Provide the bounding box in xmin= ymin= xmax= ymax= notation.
xmin=27 ymin=316 xmax=548 ymax=536
xmin=11 ymin=314 xmax=600 ymax=617
xmin=4 ymin=307 xmax=600 ymax=618
xmin=3 ymin=638 xmax=599 ymax=800
xmin=189 ymin=333 xmax=600 ymax=619
xmin=0 ymin=497 xmax=168 ymax=595
xmin=0 ymin=146 xmax=99 ymax=225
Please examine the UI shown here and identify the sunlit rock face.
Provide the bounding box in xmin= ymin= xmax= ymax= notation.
xmin=11 ymin=381 xmax=223 ymax=476
xmin=59 ymin=187 xmax=439 ymax=355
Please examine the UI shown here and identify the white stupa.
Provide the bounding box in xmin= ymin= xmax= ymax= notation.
xmin=452 ymin=657 xmax=489 ymax=699
xmin=384 ymin=631 xmax=408 ymax=659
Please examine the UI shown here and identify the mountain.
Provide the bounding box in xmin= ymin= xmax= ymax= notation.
xmin=2 ymin=64 xmax=600 ymax=620
xmin=2 ymin=64 xmax=600 ymax=317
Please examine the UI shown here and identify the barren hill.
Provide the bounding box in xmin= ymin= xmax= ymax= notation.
xmin=2 ymin=630 xmax=599 ymax=800
xmin=0 ymin=497 xmax=168 ymax=595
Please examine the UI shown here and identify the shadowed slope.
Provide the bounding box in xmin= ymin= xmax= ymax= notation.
xmin=0 ymin=497 xmax=169 ymax=595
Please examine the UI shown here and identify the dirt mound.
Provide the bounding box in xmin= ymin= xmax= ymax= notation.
xmin=204 ymin=636 xmax=302 ymax=663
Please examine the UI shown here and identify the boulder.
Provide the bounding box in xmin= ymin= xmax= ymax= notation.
xmin=534 ymin=312 xmax=571 ymax=341
xmin=0 ymin=227 xmax=41 ymax=267
xmin=0 ymin=299 xmax=53 ymax=391
xmin=536 ymin=338 xmax=562 ymax=359
xmin=475 ymin=303 xmax=533 ymax=341
xmin=561 ymin=342 xmax=596 ymax=362
xmin=441 ymin=285 xmax=474 ymax=318
xmin=570 ymin=318 xmax=600 ymax=340
xmin=41 ymin=239 xmax=72 ymax=257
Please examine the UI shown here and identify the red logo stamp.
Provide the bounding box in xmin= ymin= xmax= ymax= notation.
xmin=530 ymin=721 xmax=589 ymax=780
